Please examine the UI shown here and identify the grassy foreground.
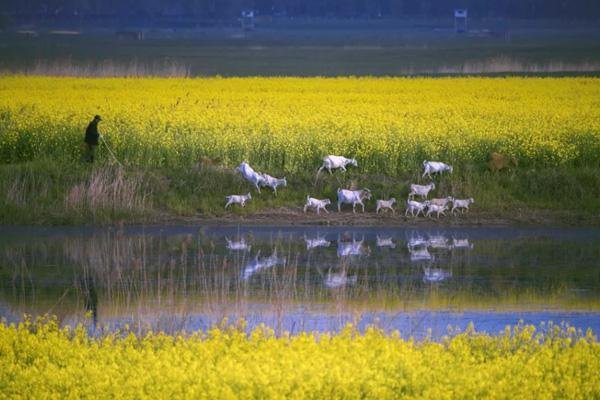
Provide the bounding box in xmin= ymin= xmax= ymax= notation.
xmin=1 ymin=76 xmax=599 ymax=224
xmin=1 ymin=317 xmax=599 ymax=399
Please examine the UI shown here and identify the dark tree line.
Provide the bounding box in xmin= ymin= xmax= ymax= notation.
xmin=3 ymin=0 xmax=600 ymax=20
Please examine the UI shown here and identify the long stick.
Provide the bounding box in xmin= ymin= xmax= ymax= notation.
xmin=100 ymin=136 xmax=123 ymax=167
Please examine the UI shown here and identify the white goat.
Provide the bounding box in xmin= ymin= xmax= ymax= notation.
xmin=260 ymin=173 xmax=287 ymax=195
xmin=225 ymin=237 xmax=251 ymax=251
xmin=430 ymin=196 xmax=454 ymax=208
xmin=376 ymin=198 xmax=396 ymax=214
xmin=452 ymin=198 xmax=475 ymax=214
xmin=405 ymin=200 xmax=429 ymax=217
xmin=426 ymin=204 xmax=448 ymax=219
xmin=304 ymin=196 xmax=331 ymax=214
xmin=225 ymin=192 xmax=252 ymax=208
xmin=316 ymin=155 xmax=358 ymax=178
xmin=236 ymin=162 xmax=266 ymax=193
xmin=337 ymin=188 xmax=371 ymax=213
xmin=422 ymin=160 xmax=453 ymax=179
xmin=408 ymin=182 xmax=436 ymax=200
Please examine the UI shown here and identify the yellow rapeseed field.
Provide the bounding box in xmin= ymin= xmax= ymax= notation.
xmin=0 ymin=317 xmax=598 ymax=399
xmin=1 ymin=76 xmax=599 ymax=173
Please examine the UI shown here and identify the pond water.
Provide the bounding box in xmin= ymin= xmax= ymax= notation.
xmin=1 ymin=225 xmax=599 ymax=339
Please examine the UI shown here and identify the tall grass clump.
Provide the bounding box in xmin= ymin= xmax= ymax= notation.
xmin=21 ymin=58 xmax=191 ymax=78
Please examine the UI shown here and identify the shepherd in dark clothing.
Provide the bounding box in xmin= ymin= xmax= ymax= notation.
xmin=84 ymin=115 xmax=102 ymax=162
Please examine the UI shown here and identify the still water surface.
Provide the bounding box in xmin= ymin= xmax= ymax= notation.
xmin=1 ymin=225 xmax=599 ymax=338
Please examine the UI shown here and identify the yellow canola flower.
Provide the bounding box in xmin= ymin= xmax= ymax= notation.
xmin=0 ymin=317 xmax=599 ymax=399
xmin=0 ymin=76 xmax=599 ymax=173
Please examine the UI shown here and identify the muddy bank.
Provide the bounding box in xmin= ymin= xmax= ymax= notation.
xmin=153 ymin=207 xmax=600 ymax=227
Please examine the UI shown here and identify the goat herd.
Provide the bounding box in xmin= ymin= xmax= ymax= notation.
xmin=226 ymin=155 xmax=474 ymax=219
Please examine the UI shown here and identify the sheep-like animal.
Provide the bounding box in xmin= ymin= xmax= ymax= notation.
xmin=316 ymin=155 xmax=358 ymax=178
xmin=236 ymin=162 xmax=266 ymax=193
xmin=304 ymin=196 xmax=331 ymax=214
xmin=337 ymin=188 xmax=371 ymax=213
xmin=225 ymin=192 xmax=252 ymax=208
xmin=376 ymin=198 xmax=397 ymax=214
xmin=422 ymin=160 xmax=453 ymax=179
xmin=408 ymin=182 xmax=436 ymax=200
xmin=451 ymin=198 xmax=475 ymax=214
xmin=405 ymin=200 xmax=430 ymax=217
xmin=429 ymin=197 xmax=454 ymax=208
xmin=425 ymin=204 xmax=448 ymax=219
xmin=260 ymin=173 xmax=287 ymax=195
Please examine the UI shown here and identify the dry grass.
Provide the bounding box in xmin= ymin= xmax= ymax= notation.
xmin=65 ymin=166 xmax=152 ymax=214
xmin=22 ymin=59 xmax=190 ymax=78
xmin=435 ymin=56 xmax=600 ymax=74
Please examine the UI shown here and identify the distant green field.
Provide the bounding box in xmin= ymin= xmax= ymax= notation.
xmin=1 ymin=19 xmax=600 ymax=76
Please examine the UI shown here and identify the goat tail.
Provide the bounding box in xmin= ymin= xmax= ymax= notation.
xmin=422 ymin=160 xmax=428 ymax=166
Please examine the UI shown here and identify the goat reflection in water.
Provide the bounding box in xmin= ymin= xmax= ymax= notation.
xmin=241 ymin=250 xmax=286 ymax=281
xmin=427 ymin=235 xmax=454 ymax=250
xmin=452 ymin=238 xmax=474 ymax=249
xmin=409 ymin=246 xmax=433 ymax=263
xmin=337 ymin=234 xmax=370 ymax=257
xmin=316 ymin=265 xmax=358 ymax=289
xmin=376 ymin=235 xmax=396 ymax=249
xmin=304 ymin=234 xmax=331 ymax=250
xmin=225 ymin=237 xmax=252 ymax=251
xmin=422 ymin=267 xmax=452 ymax=283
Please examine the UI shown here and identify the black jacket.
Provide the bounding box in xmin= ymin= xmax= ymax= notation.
xmin=85 ymin=120 xmax=100 ymax=145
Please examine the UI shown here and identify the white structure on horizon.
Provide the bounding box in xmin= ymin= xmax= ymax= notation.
xmin=454 ymin=9 xmax=468 ymax=33
xmin=241 ymin=10 xmax=255 ymax=31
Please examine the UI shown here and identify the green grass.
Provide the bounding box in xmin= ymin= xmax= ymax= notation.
xmin=1 ymin=158 xmax=598 ymax=225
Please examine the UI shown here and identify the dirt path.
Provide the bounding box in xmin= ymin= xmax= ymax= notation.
xmin=154 ymin=207 xmax=600 ymax=227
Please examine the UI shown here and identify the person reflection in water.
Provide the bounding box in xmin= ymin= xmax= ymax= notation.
xmin=81 ymin=276 xmax=98 ymax=328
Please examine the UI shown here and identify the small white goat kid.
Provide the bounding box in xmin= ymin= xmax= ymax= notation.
xmin=452 ymin=198 xmax=475 ymax=214
xmin=422 ymin=160 xmax=453 ymax=179
xmin=405 ymin=200 xmax=430 ymax=217
xmin=429 ymin=197 xmax=454 ymax=208
xmin=408 ymin=182 xmax=436 ymax=200
xmin=236 ymin=162 xmax=266 ymax=193
xmin=260 ymin=173 xmax=287 ymax=195
xmin=225 ymin=192 xmax=252 ymax=208
xmin=316 ymin=155 xmax=358 ymax=178
xmin=376 ymin=198 xmax=396 ymax=214
xmin=304 ymin=196 xmax=331 ymax=214
xmin=337 ymin=188 xmax=371 ymax=213
xmin=425 ymin=204 xmax=448 ymax=219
